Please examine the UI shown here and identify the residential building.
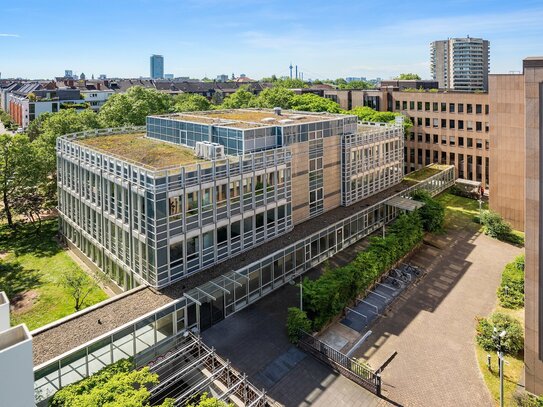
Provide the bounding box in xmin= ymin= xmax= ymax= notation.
xmin=216 ymin=74 xmax=229 ymax=82
xmin=80 ymin=87 xmax=114 ymax=111
xmin=56 ymin=109 xmax=405 ymax=291
xmin=150 ymin=54 xmax=164 ymax=79
xmin=431 ymin=37 xmax=490 ymax=91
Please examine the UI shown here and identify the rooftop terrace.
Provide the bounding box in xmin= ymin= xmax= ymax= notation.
xmin=76 ymin=133 xmax=203 ymax=169
xmin=155 ymin=109 xmax=349 ymax=129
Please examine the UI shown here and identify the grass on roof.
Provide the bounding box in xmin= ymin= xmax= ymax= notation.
xmin=205 ymin=111 xmax=279 ymax=122
xmin=78 ymin=133 xmax=202 ymax=168
xmin=403 ymin=164 xmax=450 ymax=182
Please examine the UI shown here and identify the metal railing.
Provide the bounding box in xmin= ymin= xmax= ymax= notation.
xmin=297 ymin=330 xmax=381 ymax=395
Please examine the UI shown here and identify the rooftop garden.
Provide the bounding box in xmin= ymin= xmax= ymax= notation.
xmin=404 ymin=164 xmax=451 ymax=183
xmin=77 ymin=133 xmax=203 ymax=169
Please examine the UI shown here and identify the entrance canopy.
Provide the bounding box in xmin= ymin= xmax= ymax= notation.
xmin=385 ymin=196 xmax=425 ymax=212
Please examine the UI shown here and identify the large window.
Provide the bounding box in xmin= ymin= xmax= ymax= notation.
xmin=170 ymin=242 xmax=183 ymax=267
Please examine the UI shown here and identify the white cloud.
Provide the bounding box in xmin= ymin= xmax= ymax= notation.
xmin=0 ymin=33 xmax=20 ymax=37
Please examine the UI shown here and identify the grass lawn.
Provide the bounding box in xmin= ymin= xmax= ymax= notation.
xmin=435 ymin=191 xmax=488 ymax=228
xmin=0 ymin=219 xmax=108 ymax=330
xmin=475 ymin=307 xmax=525 ymax=407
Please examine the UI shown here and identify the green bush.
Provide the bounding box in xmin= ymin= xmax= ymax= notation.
xmin=498 ymin=255 xmax=525 ymax=309
xmin=286 ymin=307 xmax=312 ymax=343
xmin=480 ymin=210 xmax=512 ymax=239
xmin=411 ymin=190 xmax=445 ymax=232
xmin=476 ymin=312 xmax=524 ymax=355
xmin=302 ymin=212 xmax=424 ymax=331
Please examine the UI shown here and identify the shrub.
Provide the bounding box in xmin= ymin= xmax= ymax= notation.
xmin=286 ymin=307 xmax=312 ymax=343
xmin=411 ymin=190 xmax=445 ymax=232
xmin=480 ymin=210 xmax=512 ymax=239
xmin=302 ymin=211 xmax=424 ymax=331
xmin=498 ymin=255 xmax=525 ymax=309
xmin=476 ymin=312 xmax=524 ymax=355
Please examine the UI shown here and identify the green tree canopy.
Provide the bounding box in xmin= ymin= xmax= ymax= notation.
xmin=337 ymin=80 xmax=374 ymax=90
xmin=349 ymin=106 xmax=412 ymax=134
xmin=98 ymin=86 xmax=173 ymax=126
xmin=271 ymin=78 xmax=307 ymax=89
xmin=394 ymin=73 xmax=422 ymax=80
xmin=50 ymin=359 xmax=174 ymax=407
xmin=289 ymin=93 xmax=342 ymax=113
xmin=173 ymin=93 xmax=211 ymax=112
xmin=250 ymin=87 xmax=295 ymax=109
xmin=221 ymin=86 xmax=255 ymax=109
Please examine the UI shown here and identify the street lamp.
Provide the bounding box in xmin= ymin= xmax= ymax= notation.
xmin=478 ymin=198 xmax=483 ymax=224
xmin=289 ymin=275 xmax=303 ymax=311
xmin=493 ymin=328 xmax=507 ymax=407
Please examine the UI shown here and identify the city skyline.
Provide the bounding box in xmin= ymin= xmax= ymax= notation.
xmin=1 ymin=0 xmax=542 ymax=80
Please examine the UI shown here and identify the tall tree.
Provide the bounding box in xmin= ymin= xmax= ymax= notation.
xmin=0 ymin=134 xmax=40 ymax=228
xmin=250 ymin=87 xmax=295 ymax=109
xmin=395 ymin=73 xmax=422 ymax=80
xmin=289 ymin=93 xmax=342 ymax=113
xmin=173 ymin=93 xmax=211 ymax=112
xmin=98 ymin=86 xmax=173 ymax=126
xmin=221 ymin=86 xmax=255 ymax=109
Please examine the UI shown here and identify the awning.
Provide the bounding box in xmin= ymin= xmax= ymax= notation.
xmin=456 ymin=178 xmax=481 ymax=188
xmin=385 ymin=196 xmax=425 ymax=212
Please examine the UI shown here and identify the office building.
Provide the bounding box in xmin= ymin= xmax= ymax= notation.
xmin=431 ymin=37 xmax=490 ymax=91
xmin=150 ymin=54 xmax=164 ymax=79
xmin=56 ymin=108 xmax=405 ymax=290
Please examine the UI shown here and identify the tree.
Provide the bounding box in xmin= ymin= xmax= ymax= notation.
xmin=250 ymin=87 xmax=295 ymax=109
xmin=50 ymin=359 xmax=174 ymax=407
xmin=98 ymin=86 xmax=173 ymax=126
xmin=221 ymin=86 xmax=255 ymax=109
xmin=286 ymin=307 xmax=312 ymax=343
xmin=350 ymin=106 xmax=412 ymax=134
xmin=289 ymin=93 xmax=342 ymax=113
xmin=271 ymin=78 xmax=307 ymax=89
xmin=476 ymin=312 xmax=524 ymax=355
xmin=395 ymin=73 xmax=421 ymax=80
xmin=173 ymin=93 xmax=211 ymax=112
xmin=411 ymin=190 xmax=445 ymax=232
xmin=337 ymin=80 xmax=374 ymax=90
xmin=60 ymin=271 xmax=105 ymax=311
xmin=0 ymin=134 xmax=40 ymax=228
xmin=480 ymin=210 xmax=512 ymax=239
xmin=187 ymin=393 xmax=232 ymax=407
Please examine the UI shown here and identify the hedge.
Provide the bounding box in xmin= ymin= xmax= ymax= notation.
xmin=301 ymin=211 xmax=424 ymax=331
xmin=476 ymin=312 xmax=524 ymax=355
xmin=286 ymin=307 xmax=312 ymax=344
xmin=497 ymin=254 xmax=525 ymax=309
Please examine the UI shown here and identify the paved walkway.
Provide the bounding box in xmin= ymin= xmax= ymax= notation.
xmin=342 ymin=220 xmax=523 ymax=406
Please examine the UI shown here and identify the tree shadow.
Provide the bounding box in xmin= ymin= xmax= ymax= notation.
xmin=0 ymin=219 xmax=62 ymax=258
xmin=0 ymin=261 xmax=43 ymax=300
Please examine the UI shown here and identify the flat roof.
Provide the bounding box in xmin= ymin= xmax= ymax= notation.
xmin=153 ymin=109 xmax=349 ymax=129
xmin=76 ymin=133 xmax=204 ymax=169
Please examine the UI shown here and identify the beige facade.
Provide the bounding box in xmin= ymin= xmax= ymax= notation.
xmin=290 ymin=141 xmax=310 ymax=224
xmin=390 ymin=91 xmax=490 ymax=187
xmin=524 ymin=57 xmax=543 ymax=395
xmin=488 ymin=75 xmax=525 ymax=230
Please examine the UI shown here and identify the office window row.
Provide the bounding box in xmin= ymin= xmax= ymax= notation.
xmin=395 ymin=100 xmax=489 ymax=115
xmin=408 ymin=133 xmax=489 ymax=150
xmin=411 ymin=117 xmax=489 ymax=132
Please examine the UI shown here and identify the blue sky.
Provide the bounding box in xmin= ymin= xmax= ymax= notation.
xmin=1 ymin=0 xmax=542 ymax=80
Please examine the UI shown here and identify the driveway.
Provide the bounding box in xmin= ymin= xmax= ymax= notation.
xmin=347 ymin=220 xmax=523 ymax=406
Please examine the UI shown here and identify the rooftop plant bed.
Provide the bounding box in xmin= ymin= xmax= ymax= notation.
xmin=403 ymin=164 xmax=450 ymax=183
xmin=77 ymin=133 xmax=203 ymax=169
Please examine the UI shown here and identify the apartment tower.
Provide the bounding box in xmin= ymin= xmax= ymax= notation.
xmin=150 ymin=54 xmax=164 ymax=79
xmin=431 ymin=37 xmax=490 ymax=91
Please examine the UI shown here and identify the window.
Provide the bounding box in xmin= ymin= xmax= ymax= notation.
xmin=459 ymin=137 xmax=464 ymax=147
xmin=441 ymin=102 xmax=447 ymax=112
xmin=476 ymin=139 xmax=483 ymax=149
xmin=425 ymin=134 xmax=431 ymax=143
xmin=169 ymin=196 xmax=181 ymax=219
xmin=449 ymin=119 xmax=455 ymax=129
xmin=402 ymin=101 xmax=407 ymax=110
xmin=441 ymin=135 xmax=447 ymax=145
xmin=433 ymin=134 xmax=439 ymax=144
xmin=467 ymin=138 xmax=473 ymax=148
xmin=433 ymin=118 xmax=439 ymax=128
xmin=441 ymin=119 xmax=447 ymax=128
xmin=449 ymin=103 xmax=455 ymax=113
xmin=485 ymin=140 xmax=490 ymax=150
xmin=467 ymin=121 xmax=473 ymax=131
xmin=417 ymin=117 xmax=423 ymax=126
xmin=417 ymin=133 xmax=423 ymax=142
xmin=410 ymin=101 xmax=415 ymax=110
xmin=186 ymin=191 xmax=198 ymax=216
xmin=425 ymin=118 xmax=430 ymax=127
xmin=395 ymin=101 xmax=400 ymax=110
xmin=186 ymin=236 xmax=199 ymax=260
xmin=458 ymin=120 xmax=464 ymax=130
xmin=485 ymin=122 xmax=489 ymax=132
xmin=450 ymin=152 xmax=455 ymax=164
xmin=417 ymin=101 xmax=423 ymax=111
xmin=216 ymin=184 xmax=227 ymax=207
xmin=476 ymin=104 xmax=482 ymax=114
xmin=476 ymin=122 xmax=482 ymax=132
xmin=458 ymin=103 xmax=464 ymax=113
xmin=433 ymin=102 xmax=438 ymax=112
xmin=449 ymin=136 xmax=456 ymax=146
xmin=485 ymin=105 xmax=489 ymax=114
xmin=467 ymin=104 xmax=473 ymax=114
xmin=170 ymin=242 xmax=183 ymax=267
xmin=425 ymin=102 xmax=430 ymax=111
xmin=309 ymin=157 xmax=323 ymax=172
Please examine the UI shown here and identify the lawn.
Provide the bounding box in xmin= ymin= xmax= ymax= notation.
xmin=435 ymin=191 xmax=487 ymax=228
xmin=0 ymin=219 xmax=108 ymax=330
xmin=475 ymin=306 xmax=525 ymax=407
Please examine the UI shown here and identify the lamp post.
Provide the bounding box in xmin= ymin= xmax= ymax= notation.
xmin=493 ymin=328 xmax=507 ymax=407
xmin=289 ymin=275 xmax=303 ymax=311
xmin=478 ymin=198 xmax=483 ymax=224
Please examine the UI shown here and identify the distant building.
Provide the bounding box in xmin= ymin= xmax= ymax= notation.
xmin=346 ymin=77 xmax=366 ymax=83
xmin=80 ymin=72 xmax=86 ymax=80
xmin=99 ymin=74 xmax=107 ymax=80
xmin=150 ymin=54 xmax=164 ymax=79
xmin=64 ymin=70 xmax=73 ymax=78
xmin=216 ymin=74 xmax=229 ymax=82
xmin=431 ymin=37 xmax=490 ymax=91
xmin=164 ymin=74 xmax=174 ymax=79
